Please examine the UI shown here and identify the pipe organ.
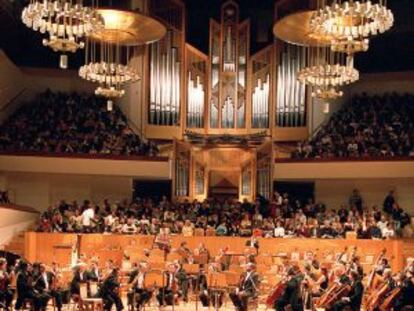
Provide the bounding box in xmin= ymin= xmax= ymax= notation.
xmin=276 ymin=43 xmax=307 ymax=127
xmin=208 ymin=1 xmax=250 ymax=130
xmin=251 ymin=47 xmax=273 ymax=128
xmin=149 ymin=0 xmax=184 ymax=126
xmin=186 ymin=45 xmax=207 ymax=128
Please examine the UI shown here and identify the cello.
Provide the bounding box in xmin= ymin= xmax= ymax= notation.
xmin=265 ymin=280 xmax=287 ymax=308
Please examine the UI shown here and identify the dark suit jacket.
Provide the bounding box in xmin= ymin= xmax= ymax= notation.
xmin=239 ymin=272 xmax=259 ymax=297
xmin=70 ymin=271 xmax=89 ymax=295
xmin=34 ymin=272 xmax=54 ymax=293
xmin=99 ymin=274 xmax=120 ymax=297
xmin=16 ymin=271 xmax=34 ymax=297
xmin=279 ymin=276 xmax=302 ymax=310
xmin=349 ymin=280 xmax=364 ymax=310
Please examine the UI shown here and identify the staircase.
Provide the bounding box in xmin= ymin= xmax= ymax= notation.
xmin=3 ymin=230 xmax=26 ymax=257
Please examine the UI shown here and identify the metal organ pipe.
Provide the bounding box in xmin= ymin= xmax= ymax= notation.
xmin=149 ymin=31 xmax=181 ymax=125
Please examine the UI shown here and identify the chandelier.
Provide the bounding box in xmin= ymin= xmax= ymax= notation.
xmin=21 ymin=0 xmax=104 ymax=69
xmin=297 ymin=46 xmax=359 ymax=100
xmin=79 ymin=9 xmax=166 ymax=109
xmin=79 ymin=37 xmax=140 ymax=109
xmin=310 ymin=0 xmax=394 ymax=55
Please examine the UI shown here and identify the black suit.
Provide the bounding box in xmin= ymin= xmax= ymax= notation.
xmin=275 ymin=276 xmax=303 ymax=311
xmin=15 ymin=271 xmax=48 ymax=311
xmin=34 ymin=272 xmax=64 ymax=311
xmin=332 ymin=280 xmax=364 ymax=311
xmin=198 ymin=273 xmax=223 ymax=308
xmin=156 ymin=271 xmax=184 ymax=306
xmin=0 ymin=272 xmax=13 ymax=309
xmin=230 ymin=271 xmax=260 ymax=311
xmin=127 ymin=271 xmax=152 ymax=310
xmin=98 ymin=274 xmax=123 ymax=311
xmin=70 ymin=270 xmax=89 ymax=296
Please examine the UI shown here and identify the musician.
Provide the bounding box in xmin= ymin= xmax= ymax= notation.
xmin=193 ymin=243 xmax=210 ymax=263
xmin=0 ymin=258 xmax=12 ymax=310
xmin=15 ymin=261 xmax=48 ymax=311
xmin=97 ymin=268 xmax=123 ymax=311
xmin=229 ymin=263 xmax=260 ymax=311
xmin=154 ymin=227 xmax=171 ymax=253
xmin=156 ymin=262 xmax=180 ymax=306
xmin=177 ymin=242 xmax=192 ymax=263
xmin=374 ymin=258 xmax=391 ymax=276
xmin=198 ymin=266 xmax=223 ymax=308
xmin=275 ymin=267 xmax=303 ymax=311
xmin=332 ymin=271 xmax=364 ymax=311
xmin=245 ymin=236 xmax=259 ymax=251
xmin=127 ymin=262 xmax=152 ymax=310
xmin=395 ymin=270 xmax=414 ymax=310
xmin=33 ymin=264 xmax=63 ymax=311
xmin=87 ymin=260 xmax=101 ymax=282
xmin=70 ymin=262 xmax=89 ymax=296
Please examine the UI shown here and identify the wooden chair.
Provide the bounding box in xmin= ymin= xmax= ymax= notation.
xmin=194 ymin=228 xmax=205 ymax=236
xmin=205 ymin=228 xmax=216 ymax=236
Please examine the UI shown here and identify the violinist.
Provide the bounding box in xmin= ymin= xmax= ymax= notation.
xmin=33 ymin=264 xmax=63 ymax=311
xmin=127 ymin=262 xmax=152 ymax=310
xmin=332 ymin=271 xmax=364 ymax=311
xmin=97 ymin=268 xmax=123 ymax=311
xmin=177 ymin=242 xmax=192 ymax=263
xmin=0 ymin=258 xmax=12 ymax=310
xmin=394 ymin=269 xmax=414 ymax=310
xmin=229 ymin=263 xmax=260 ymax=311
xmin=15 ymin=261 xmax=48 ymax=311
xmin=275 ymin=267 xmax=303 ymax=311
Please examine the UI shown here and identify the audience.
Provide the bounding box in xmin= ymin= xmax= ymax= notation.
xmin=0 ymin=90 xmax=158 ymax=156
xmin=35 ymin=189 xmax=412 ymax=240
xmin=293 ymin=93 xmax=414 ymax=159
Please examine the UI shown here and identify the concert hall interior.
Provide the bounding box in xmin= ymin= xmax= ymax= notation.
xmin=0 ymin=0 xmax=414 ymax=310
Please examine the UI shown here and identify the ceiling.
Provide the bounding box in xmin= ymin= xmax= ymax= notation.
xmin=1 ymin=0 xmax=413 ymax=73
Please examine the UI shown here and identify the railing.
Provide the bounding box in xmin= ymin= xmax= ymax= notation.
xmin=0 ymin=151 xmax=169 ymax=162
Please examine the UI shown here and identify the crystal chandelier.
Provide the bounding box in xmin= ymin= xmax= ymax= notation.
xmin=21 ymin=0 xmax=104 ymax=69
xmin=297 ymin=46 xmax=359 ymax=100
xmin=310 ymin=0 xmax=394 ymax=55
xmin=79 ymin=38 xmax=140 ymax=106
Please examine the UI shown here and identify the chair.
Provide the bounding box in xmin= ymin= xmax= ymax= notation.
xmin=194 ymin=228 xmax=205 ymax=236
xmin=205 ymin=228 xmax=216 ymax=236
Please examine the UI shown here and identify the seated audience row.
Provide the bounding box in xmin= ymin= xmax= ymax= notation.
xmin=0 ymin=90 xmax=158 ymax=156
xmin=35 ymin=189 xmax=412 ymax=239
xmin=293 ymin=93 xmax=414 ymax=159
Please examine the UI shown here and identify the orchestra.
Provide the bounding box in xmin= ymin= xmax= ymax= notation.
xmin=0 ymin=240 xmax=413 ymax=311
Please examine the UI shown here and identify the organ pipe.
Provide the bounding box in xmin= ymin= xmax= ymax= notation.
xmin=149 ymin=31 xmax=181 ymax=126
xmin=276 ymin=44 xmax=306 ymax=127
xmin=187 ymin=72 xmax=205 ymax=128
xmin=252 ymin=74 xmax=270 ymax=128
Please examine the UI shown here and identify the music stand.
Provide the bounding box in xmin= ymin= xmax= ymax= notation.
xmin=208 ymin=273 xmax=227 ymax=311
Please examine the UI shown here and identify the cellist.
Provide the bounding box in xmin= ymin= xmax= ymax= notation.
xmin=332 ymin=271 xmax=364 ymax=311
xmin=275 ymin=267 xmax=303 ymax=311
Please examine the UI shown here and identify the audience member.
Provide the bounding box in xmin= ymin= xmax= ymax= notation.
xmin=35 ymin=189 xmax=412 ymax=240
xmin=0 ymin=90 xmax=158 ymax=156
xmin=293 ymin=93 xmax=414 ymax=159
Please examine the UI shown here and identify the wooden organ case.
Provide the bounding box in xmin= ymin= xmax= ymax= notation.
xmin=143 ymin=0 xmax=314 ymax=200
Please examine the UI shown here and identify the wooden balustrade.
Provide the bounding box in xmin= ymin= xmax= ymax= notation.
xmin=24 ymin=232 xmax=410 ymax=273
